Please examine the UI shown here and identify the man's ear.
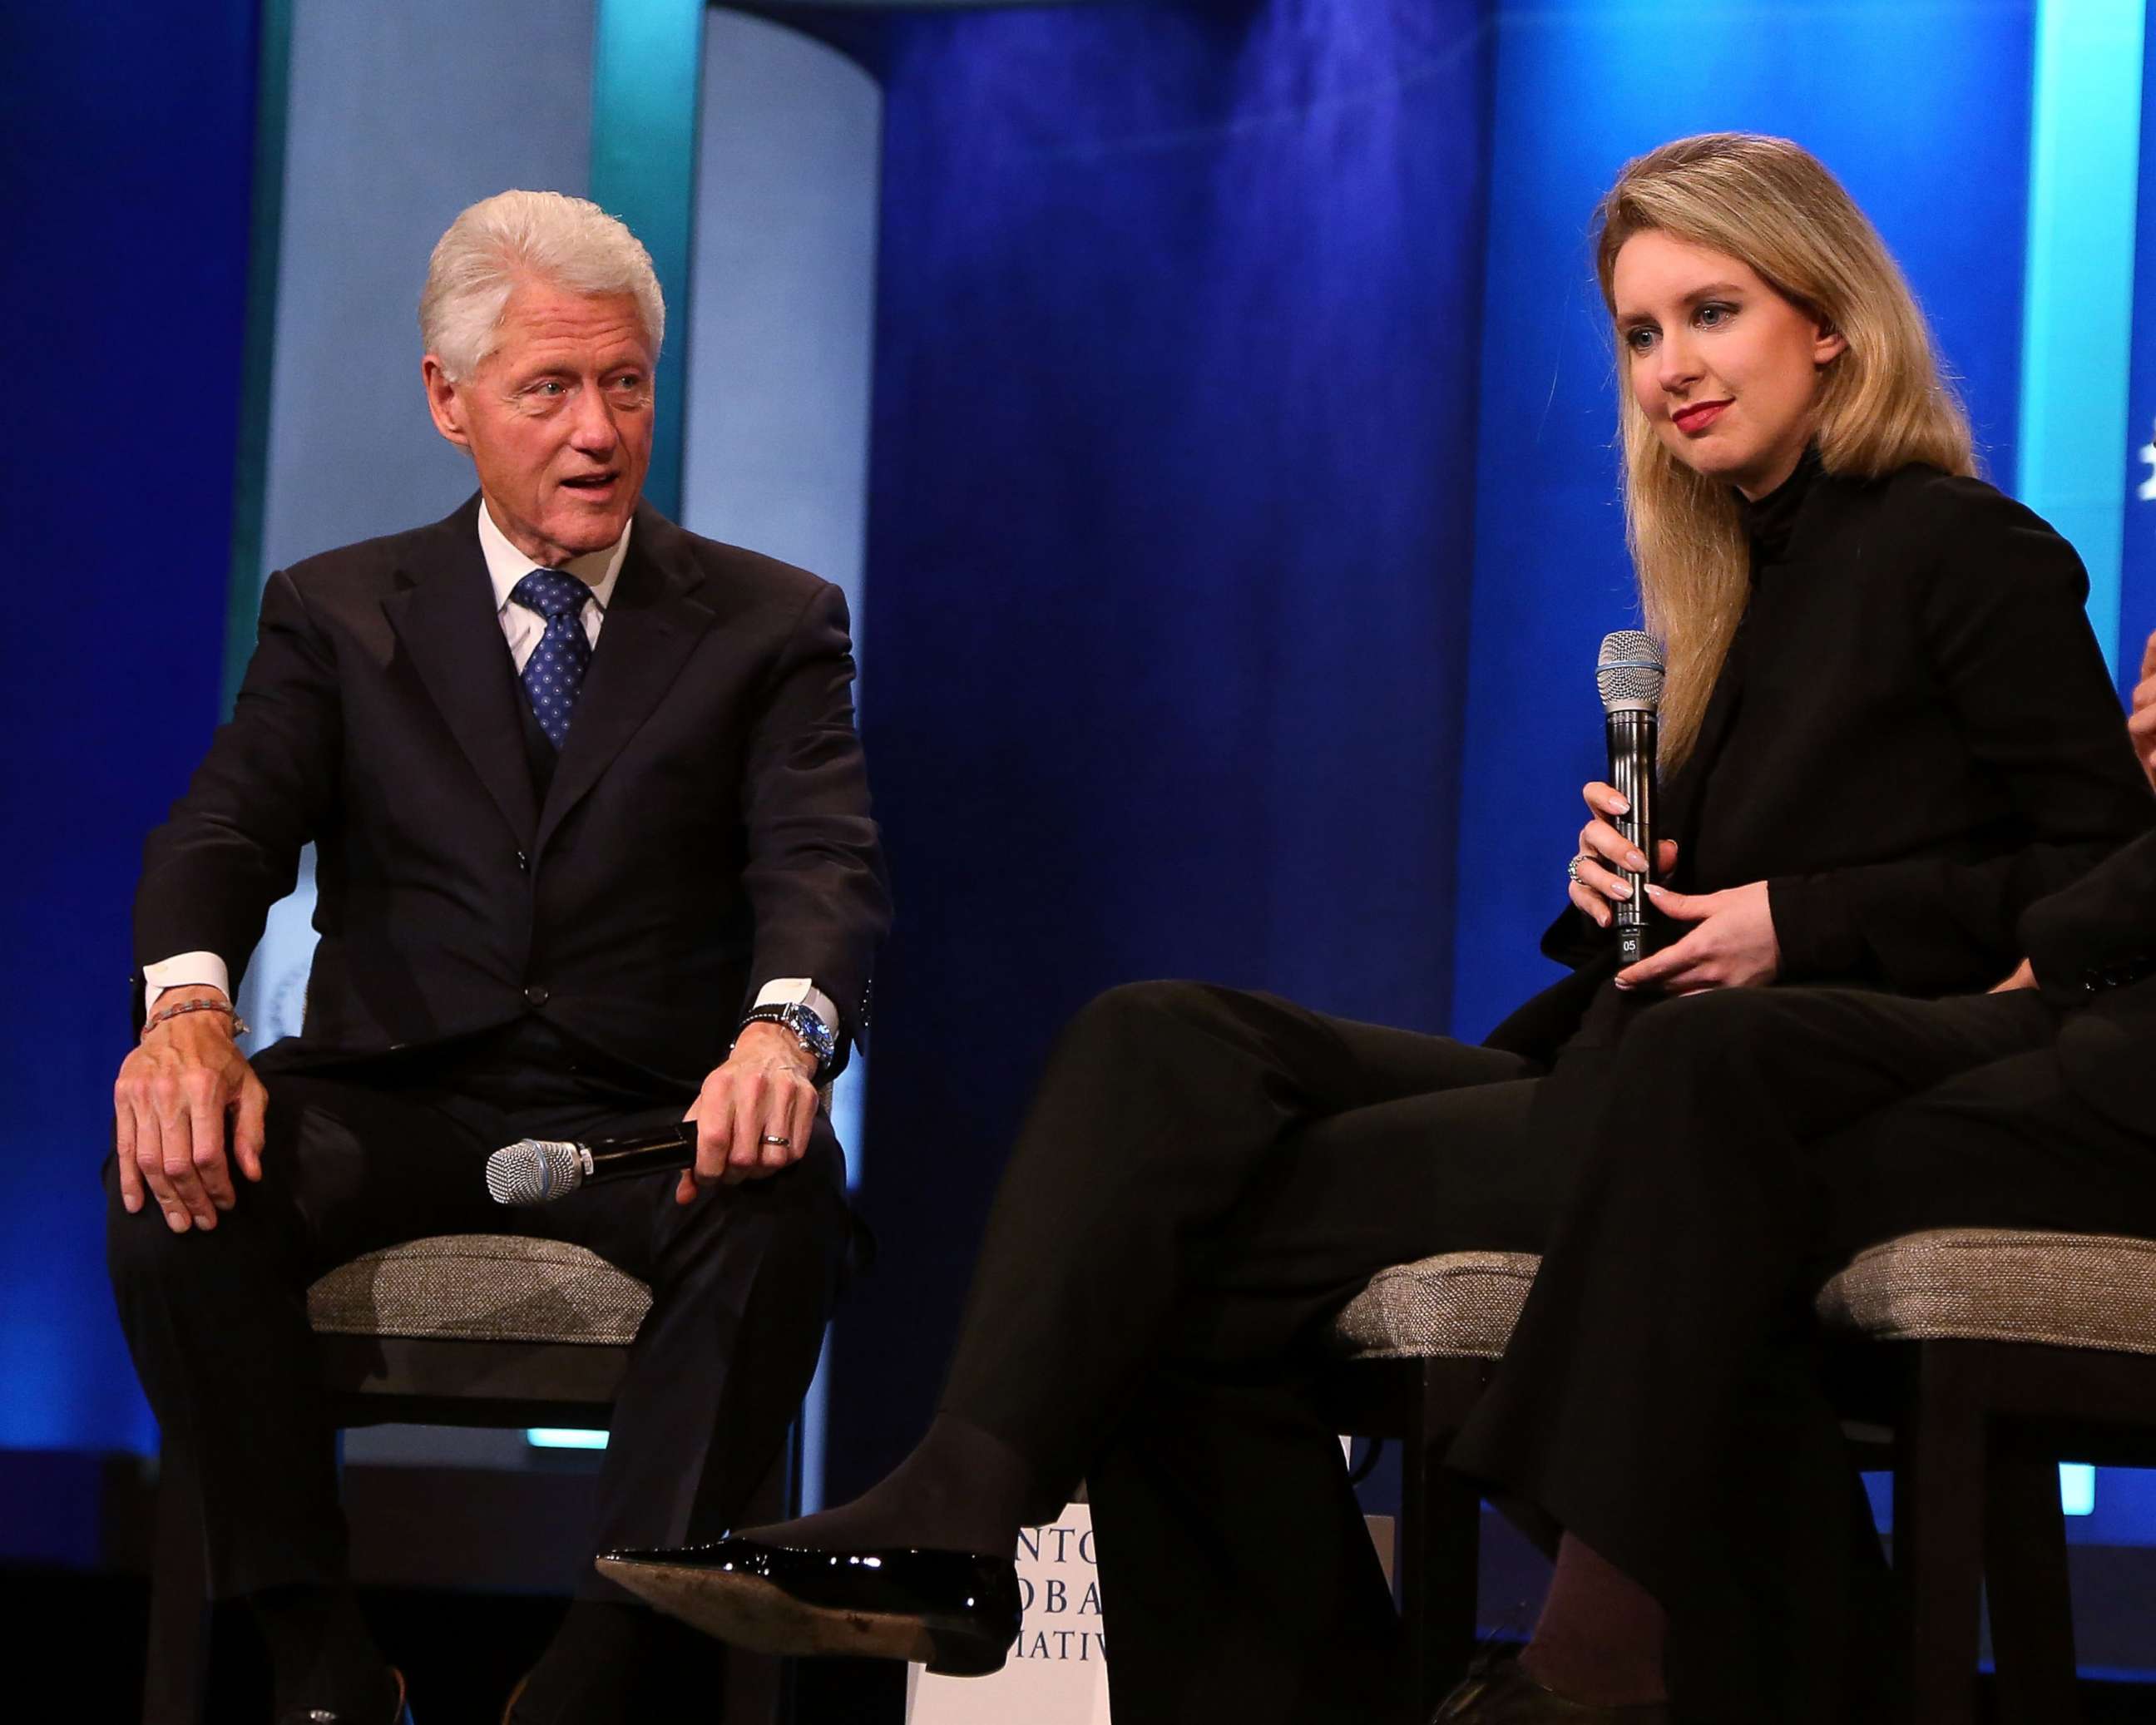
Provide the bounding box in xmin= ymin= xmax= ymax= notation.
xmin=422 ymin=355 xmax=471 ymax=449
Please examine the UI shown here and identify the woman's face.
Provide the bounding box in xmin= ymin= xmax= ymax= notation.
xmin=1610 ymin=230 xmax=1847 ymax=500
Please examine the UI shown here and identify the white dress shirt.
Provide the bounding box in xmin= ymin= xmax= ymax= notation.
xmin=145 ymin=503 xmax=837 ymax=1043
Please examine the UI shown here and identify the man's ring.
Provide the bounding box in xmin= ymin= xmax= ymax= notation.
xmin=759 ymin=1133 xmax=792 ymax=1149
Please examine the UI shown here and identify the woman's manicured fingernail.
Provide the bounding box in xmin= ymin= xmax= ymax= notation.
xmin=1628 ymin=853 xmax=1647 ymax=872
xmin=1610 ymin=795 xmax=1629 ymax=813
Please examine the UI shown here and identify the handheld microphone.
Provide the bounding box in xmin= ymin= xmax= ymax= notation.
xmin=487 ymin=1122 xmax=697 ymax=1205
xmin=1596 ymin=630 xmax=1665 ymax=968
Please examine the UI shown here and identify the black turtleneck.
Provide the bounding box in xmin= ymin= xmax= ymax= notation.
xmin=1738 ymin=443 xmax=1823 ymax=572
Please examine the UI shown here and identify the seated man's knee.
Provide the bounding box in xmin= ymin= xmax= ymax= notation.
xmin=104 ymin=1153 xmax=218 ymax=1294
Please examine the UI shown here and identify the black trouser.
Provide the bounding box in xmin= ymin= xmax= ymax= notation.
xmin=1450 ymin=986 xmax=2156 ymax=1725
xmin=105 ymin=1020 xmax=855 ymax=1604
xmin=935 ymin=981 xmax=1568 ymax=1725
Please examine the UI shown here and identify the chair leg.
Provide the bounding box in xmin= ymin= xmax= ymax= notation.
xmin=1985 ymin=1446 xmax=2079 ymax=1725
xmin=1401 ymin=1366 xmax=1483 ymax=1716
xmin=143 ymin=1446 xmax=210 ymax=1725
xmin=1896 ymin=1344 xmax=1987 ymax=1725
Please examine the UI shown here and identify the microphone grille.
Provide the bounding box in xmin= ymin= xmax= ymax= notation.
xmin=1596 ymin=630 xmax=1664 ymax=711
xmin=486 ymin=1138 xmax=585 ymax=1205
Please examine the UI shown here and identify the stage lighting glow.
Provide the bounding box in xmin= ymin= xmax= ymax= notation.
xmin=527 ymin=1428 xmax=610 ymax=1451
xmin=2062 ymin=1464 xmax=2097 ymax=1517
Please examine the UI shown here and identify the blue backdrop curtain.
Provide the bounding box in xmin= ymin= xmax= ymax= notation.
xmin=2 ymin=2 xmax=263 ymax=1460
xmin=809 ymin=0 xmax=1496 ymax=1489
xmin=1446 ymin=0 xmax=2045 ymax=1040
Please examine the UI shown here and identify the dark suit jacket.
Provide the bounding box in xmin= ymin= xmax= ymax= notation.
xmin=1491 ymin=462 xmax=2155 ymax=1061
xmin=135 ymin=497 xmax=891 ymax=1086
xmin=2022 ymin=825 xmax=2156 ymax=1131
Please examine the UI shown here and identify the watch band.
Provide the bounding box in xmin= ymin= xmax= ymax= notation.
xmin=737 ymin=1001 xmax=838 ymax=1078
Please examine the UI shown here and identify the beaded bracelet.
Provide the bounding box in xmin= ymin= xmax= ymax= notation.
xmin=142 ymin=997 xmax=252 ymax=1040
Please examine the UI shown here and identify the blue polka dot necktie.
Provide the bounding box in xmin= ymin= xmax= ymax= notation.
xmin=509 ymin=568 xmax=594 ymax=749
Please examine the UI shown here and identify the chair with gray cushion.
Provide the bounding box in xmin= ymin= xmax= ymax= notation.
xmin=1817 ymin=1228 xmax=2156 ymax=1725
xmin=1321 ymin=1249 xmax=1541 ymax=1708
xmin=1326 ymin=1229 xmax=2156 ymax=1724
xmin=143 ymin=1234 xmax=787 ymax=1725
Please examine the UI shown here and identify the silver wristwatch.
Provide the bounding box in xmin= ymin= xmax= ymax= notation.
xmin=737 ymin=1000 xmax=838 ymax=1078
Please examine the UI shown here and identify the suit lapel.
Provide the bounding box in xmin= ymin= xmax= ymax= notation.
xmin=383 ymin=500 xmax=540 ymax=848
xmin=534 ymin=507 xmax=717 ymax=856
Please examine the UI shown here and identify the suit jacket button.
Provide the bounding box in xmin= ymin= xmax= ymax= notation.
xmin=524 ymin=984 xmax=550 ymax=1009
xmin=516 ymin=849 xmax=529 ymax=872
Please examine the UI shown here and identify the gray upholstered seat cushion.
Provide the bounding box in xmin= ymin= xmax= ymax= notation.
xmin=306 ymin=1234 xmax=651 ymax=1346
xmin=1329 ymin=1251 xmax=1541 ymax=1360
xmin=1817 ymin=1228 xmax=2156 ymax=1356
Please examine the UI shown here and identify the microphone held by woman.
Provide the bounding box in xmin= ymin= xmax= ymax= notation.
xmin=1598 ymin=630 xmax=1665 ymax=966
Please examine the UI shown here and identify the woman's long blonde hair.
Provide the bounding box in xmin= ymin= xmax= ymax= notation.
xmin=1595 ymin=134 xmax=1976 ymax=767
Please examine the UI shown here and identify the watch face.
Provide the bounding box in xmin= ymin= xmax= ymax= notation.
xmin=782 ymin=1003 xmax=837 ymax=1061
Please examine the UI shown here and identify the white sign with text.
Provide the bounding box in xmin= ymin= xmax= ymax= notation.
xmin=904 ymin=1505 xmax=1111 ymax=1725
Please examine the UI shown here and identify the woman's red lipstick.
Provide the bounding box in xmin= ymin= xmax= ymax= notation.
xmin=1673 ymin=399 xmax=1730 ymax=433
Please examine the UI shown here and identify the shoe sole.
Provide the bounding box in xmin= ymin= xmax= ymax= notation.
xmin=596 ymin=1557 xmax=1011 ymax=1678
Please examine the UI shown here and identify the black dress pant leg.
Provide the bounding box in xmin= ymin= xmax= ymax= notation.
xmin=933 ymin=980 xmax=1557 ymax=1725
xmin=939 ymin=980 xmax=1538 ymax=1501
xmin=1087 ymin=1366 xmax=1402 ymax=1725
xmin=532 ymin=1105 xmax=855 ymax=1593
xmin=1089 ymin=1066 xmax=1555 ymax=1725
xmin=103 ymin=1070 xmax=502 ymax=1597
xmin=1448 ymin=985 xmax=2071 ymax=1725
xmin=107 ymin=1035 xmax=857 ymax=1609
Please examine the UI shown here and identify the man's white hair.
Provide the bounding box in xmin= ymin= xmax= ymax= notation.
xmin=420 ymin=190 xmax=665 ymax=379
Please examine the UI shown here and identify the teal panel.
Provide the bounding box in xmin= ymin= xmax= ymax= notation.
xmin=2018 ymin=0 xmax=2146 ymax=677
xmin=591 ymin=0 xmax=707 ymax=518
xmin=222 ymin=0 xmax=294 ymax=709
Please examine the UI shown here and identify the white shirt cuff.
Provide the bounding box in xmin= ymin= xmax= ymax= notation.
xmin=144 ymin=952 xmax=231 ymax=1016
xmin=754 ymin=977 xmax=841 ymax=1036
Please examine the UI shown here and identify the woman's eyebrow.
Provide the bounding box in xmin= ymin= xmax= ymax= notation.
xmin=1616 ymin=282 xmax=1749 ymax=323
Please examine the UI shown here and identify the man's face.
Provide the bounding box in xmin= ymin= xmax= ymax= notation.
xmin=424 ymin=280 xmax=655 ymax=565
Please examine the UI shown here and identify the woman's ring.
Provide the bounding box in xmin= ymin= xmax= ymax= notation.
xmin=1566 ymin=854 xmax=1588 ymax=885
xmin=759 ymin=1133 xmax=792 ymax=1149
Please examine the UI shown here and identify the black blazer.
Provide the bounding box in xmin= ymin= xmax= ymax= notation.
xmin=135 ymin=497 xmax=891 ymax=1086
xmin=1491 ymin=462 xmax=2155 ymax=1061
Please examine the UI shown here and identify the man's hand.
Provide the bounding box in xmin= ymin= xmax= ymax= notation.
xmin=676 ymin=1021 xmax=821 ymax=1204
xmin=2128 ymin=630 xmax=2156 ymax=792
xmin=1990 ymin=957 xmax=2040 ymax=993
xmin=1615 ymin=881 xmax=1781 ymax=994
xmin=113 ymin=987 xmax=269 ymax=1233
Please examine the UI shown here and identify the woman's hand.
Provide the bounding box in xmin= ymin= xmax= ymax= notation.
xmin=1990 ymin=957 xmax=2039 ymax=993
xmin=1615 ymin=881 xmax=1781 ymax=993
xmin=2128 ymin=630 xmax=2156 ymax=792
xmin=1568 ymin=780 xmax=1679 ymax=930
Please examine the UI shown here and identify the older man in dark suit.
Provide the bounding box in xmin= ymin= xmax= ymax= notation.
xmin=106 ymin=190 xmax=888 ymax=1725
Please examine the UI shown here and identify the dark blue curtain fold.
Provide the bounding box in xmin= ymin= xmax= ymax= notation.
xmin=3 ymin=2 xmax=261 ymax=1460
xmin=831 ymin=0 xmax=1494 ymax=1490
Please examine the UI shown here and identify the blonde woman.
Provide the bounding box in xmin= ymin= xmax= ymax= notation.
xmin=606 ymin=136 xmax=2151 ymax=1725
